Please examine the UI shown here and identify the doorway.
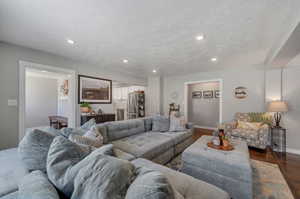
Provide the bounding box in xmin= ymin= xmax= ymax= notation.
xmin=112 ymin=81 xmax=146 ymax=120
xmin=184 ymin=79 xmax=222 ymax=129
xmin=19 ymin=61 xmax=76 ymax=141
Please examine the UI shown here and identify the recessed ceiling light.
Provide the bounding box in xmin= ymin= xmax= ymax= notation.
xmin=152 ymin=69 xmax=157 ymax=73
xmin=67 ymin=39 xmax=75 ymax=45
xmin=41 ymin=70 xmax=48 ymax=73
xmin=196 ymin=35 xmax=204 ymax=41
xmin=211 ymin=57 xmax=218 ymax=62
xmin=123 ymin=59 xmax=128 ymax=63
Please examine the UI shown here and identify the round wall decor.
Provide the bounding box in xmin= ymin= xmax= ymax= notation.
xmin=234 ymin=86 xmax=247 ymax=99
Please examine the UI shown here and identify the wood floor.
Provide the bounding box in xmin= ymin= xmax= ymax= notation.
xmin=194 ymin=128 xmax=300 ymax=199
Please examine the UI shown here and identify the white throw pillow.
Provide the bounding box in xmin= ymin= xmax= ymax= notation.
xmin=69 ymin=126 xmax=103 ymax=148
xmin=169 ymin=112 xmax=186 ymax=132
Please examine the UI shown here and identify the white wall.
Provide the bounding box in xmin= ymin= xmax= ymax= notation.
xmin=163 ymin=66 xmax=300 ymax=153
xmin=266 ymin=67 xmax=300 ymax=152
xmin=187 ymin=82 xmax=219 ymax=128
xmin=163 ymin=69 xmax=266 ymax=122
xmin=26 ymin=76 xmax=58 ymax=128
xmin=0 ymin=42 xmax=146 ymax=150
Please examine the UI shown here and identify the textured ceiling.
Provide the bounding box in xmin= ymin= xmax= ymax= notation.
xmin=0 ymin=0 xmax=299 ymax=77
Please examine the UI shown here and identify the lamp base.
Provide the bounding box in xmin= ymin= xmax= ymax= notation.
xmin=274 ymin=112 xmax=282 ymax=128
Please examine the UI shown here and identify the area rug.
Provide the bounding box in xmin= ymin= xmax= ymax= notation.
xmin=165 ymin=155 xmax=294 ymax=199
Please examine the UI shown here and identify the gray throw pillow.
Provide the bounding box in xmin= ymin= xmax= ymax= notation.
xmin=18 ymin=129 xmax=56 ymax=172
xmin=95 ymin=124 xmax=109 ymax=144
xmin=80 ymin=118 xmax=96 ymax=131
xmin=18 ymin=170 xmax=60 ymax=199
xmin=125 ymin=167 xmax=175 ymax=199
xmin=152 ymin=115 xmax=170 ymax=132
xmin=143 ymin=117 xmax=153 ymax=132
xmin=71 ymin=156 xmax=135 ymax=199
xmin=47 ymin=136 xmax=114 ymax=198
xmin=68 ymin=125 xmax=104 ymax=148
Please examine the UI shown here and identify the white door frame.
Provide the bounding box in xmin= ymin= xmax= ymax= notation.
xmin=184 ymin=79 xmax=223 ymax=129
xmin=19 ymin=61 xmax=77 ymax=141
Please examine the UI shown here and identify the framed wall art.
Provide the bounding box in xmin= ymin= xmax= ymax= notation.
xmin=78 ymin=75 xmax=112 ymax=104
xmin=192 ymin=91 xmax=202 ymax=98
xmin=203 ymin=90 xmax=214 ymax=99
xmin=234 ymin=86 xmax=247 ymax=99
xmin=215 ymin=90 xmax=220 ymax=98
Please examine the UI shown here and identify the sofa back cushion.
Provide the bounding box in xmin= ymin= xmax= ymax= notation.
xmin=18 ymin=170 xmax=60 ymax=199
xmin=152 ymin=115 xmax=170 ymax=132
xmin=106 ymin=119 xmax=145 ymax=142
xmin=18 ymin=129 xmax=57 ymax=172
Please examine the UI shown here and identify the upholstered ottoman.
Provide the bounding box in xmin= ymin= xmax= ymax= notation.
xmin=182 ymin=135 xmax=252 ymax=199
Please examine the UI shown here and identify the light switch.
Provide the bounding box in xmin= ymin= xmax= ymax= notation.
xmin=8 ymin=99 xmax=18 ymax=107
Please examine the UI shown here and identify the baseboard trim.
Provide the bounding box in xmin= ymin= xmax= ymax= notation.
xmin=194 ymin=125 xmax=217 ymax=131
xmin=286 ymin=148 xmax=300 ymax=155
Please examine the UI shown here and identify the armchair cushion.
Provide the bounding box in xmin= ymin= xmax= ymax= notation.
xmin=237 ymin=121 xmax=263 ymax=131
xmin=231 ymin=129 xmax=259 ymax=140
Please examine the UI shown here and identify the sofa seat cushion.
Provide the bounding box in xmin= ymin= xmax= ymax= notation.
xmin=0 ymin=148 xmax=28 ymax=197
xmin=112 ymin=132 xmax=174 ymax=160
xmin=132 ymin=158 xmax=230 ymax=199
xmin=162 ymin=130 xmax=193 ymax=145
xmin=231 ymin=128 xmax=259 ymax=140
xmin=106 ymin=119 xmax=145 ymax=142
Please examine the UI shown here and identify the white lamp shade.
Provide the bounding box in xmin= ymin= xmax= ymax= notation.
xmin=267 ymin=101 xmax=288 ymax=112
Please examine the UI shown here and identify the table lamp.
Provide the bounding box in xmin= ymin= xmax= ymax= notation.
xmin=267 ymin=100 xmax=288 ymax=128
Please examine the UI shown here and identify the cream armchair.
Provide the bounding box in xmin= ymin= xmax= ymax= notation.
xmin=223 ymin=113 xmax=272 ymax=150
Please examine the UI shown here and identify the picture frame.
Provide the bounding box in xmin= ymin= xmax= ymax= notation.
xmin=192 ymin=91 xmax=202 ymax=98
xmin=78 ymin=75 xmax=112 ymax=104
xmin=215 ymin=90 xmax=220 ymax=98
xmin=234 ymin=86 xmax=247 ymax=99
xmin=203 ymin=90 xmax=214 ymax=99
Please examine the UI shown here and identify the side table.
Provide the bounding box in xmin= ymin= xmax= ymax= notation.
xmin=271 ymin=127 xmax=286 ymax=153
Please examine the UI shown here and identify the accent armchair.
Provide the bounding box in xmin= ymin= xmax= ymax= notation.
xmin=223 ymin=113 xmax=272 ymax=150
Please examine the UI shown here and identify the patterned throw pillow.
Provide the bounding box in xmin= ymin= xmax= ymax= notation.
xmin=69 ymin=126 xmax=104 ymax=148
xmin=60 ymin=119 xmax=97 ymax=138
xmin=237 ymin=121 xmax=262 ymax=131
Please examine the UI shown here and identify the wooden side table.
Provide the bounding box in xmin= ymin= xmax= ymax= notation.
xmin=271 ymin=127 xmax=286 ymax=153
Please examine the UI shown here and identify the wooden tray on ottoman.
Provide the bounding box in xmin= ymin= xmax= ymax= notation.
xmin=207 ymin=142 xmax=234 ymax=151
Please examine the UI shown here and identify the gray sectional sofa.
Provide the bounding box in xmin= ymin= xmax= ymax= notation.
xmin=0 ymin=117 xmax=230 ymax=199
xmin=101 ymin=117 xmax=195 ymax=164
